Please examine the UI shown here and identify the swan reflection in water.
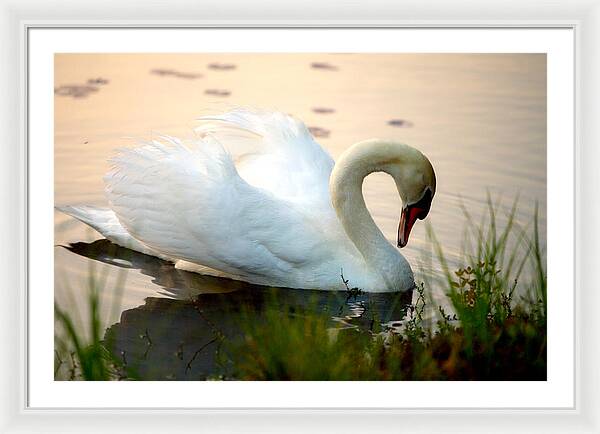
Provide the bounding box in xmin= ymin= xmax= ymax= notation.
xmin=64 ymin=240 xmax=414 ymax=380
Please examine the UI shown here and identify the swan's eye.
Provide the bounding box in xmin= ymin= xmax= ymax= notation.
xmin=397 ymin=188 xmax=434 ymax=248
xmin=414 ymin=188 xmax=433 ymax=220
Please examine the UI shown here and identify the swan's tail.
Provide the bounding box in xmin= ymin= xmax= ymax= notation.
xmin=56 ymin=205 xmax=167 ymax=258
xmin=57 ymin=205 xmax=118 ymax=235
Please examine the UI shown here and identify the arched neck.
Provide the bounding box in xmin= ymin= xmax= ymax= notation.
xmin=329 ymin=140 xmax=411 ymax=290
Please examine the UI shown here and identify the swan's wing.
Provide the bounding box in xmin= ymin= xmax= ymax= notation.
xmin=104 ymin=136 xmax=338 ymax=285
xmin=195 ymin=109 xmax=335 ymax=207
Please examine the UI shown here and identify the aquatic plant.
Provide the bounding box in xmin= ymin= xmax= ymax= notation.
xmin=54 ymin=265 xmax=133 ymax=380
xmin=227 ymin=198 xmax=546 ymax=380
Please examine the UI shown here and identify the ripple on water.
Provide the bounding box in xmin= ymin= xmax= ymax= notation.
xmin=387 ymin=119 xmax=414 ymax=128
xmin=308 ymin=126 xmax=331 ymax=138
xmin=55 ymin=77 xmax=109 ymax=98
xmin=310 ymin=62 xmax=338 ymax=71
xmin=204 ymin=89 xmax=231 ymax=97
xmin=207 ymin=62 xmax=237 ymax=71
xmin=150 ymin=68 xmax=203 ymax=79
xmin=312 ymin=107 xmax=336 ymax=114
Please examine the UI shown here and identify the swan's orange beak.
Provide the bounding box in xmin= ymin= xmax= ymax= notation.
xmin=397 ymin=189 xmax=433 ymax=248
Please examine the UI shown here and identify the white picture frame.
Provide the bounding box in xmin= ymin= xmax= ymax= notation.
xmin=1 ymin=0 xmax=598 ymax=432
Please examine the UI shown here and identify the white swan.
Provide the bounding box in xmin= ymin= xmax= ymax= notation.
xmin=58 ymin=109 xmax=436 ymax=292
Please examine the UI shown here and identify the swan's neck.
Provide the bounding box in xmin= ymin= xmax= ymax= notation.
xmin=330 ymin=140 xmax=413 ymax=290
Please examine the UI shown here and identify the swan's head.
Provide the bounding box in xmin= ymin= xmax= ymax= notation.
xmin=371 ymin=141 xmax=437 ymax=248
xmin=331 ymin=138 xmax=436 ymax=249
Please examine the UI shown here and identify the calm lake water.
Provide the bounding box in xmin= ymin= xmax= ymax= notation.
xmin=54 ymin=53 xmax=546 ymax=379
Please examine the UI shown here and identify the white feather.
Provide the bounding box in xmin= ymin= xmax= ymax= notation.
xmin=58 ymin=109 xmax=434 ymax=292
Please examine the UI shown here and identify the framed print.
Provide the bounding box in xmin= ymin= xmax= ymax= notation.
xmin=1 ymin=0 xmax=598 ymax=433
xmin=37 ymin=25 xmax=571 ymax=405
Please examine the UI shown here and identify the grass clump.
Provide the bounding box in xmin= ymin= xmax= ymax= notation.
xmin=228 ymin=198 xmax=546 ymax=380
xmin=54 ymin=266 xmax=135 ymax=380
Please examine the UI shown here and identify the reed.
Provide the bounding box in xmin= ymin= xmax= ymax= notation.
xmin=228 ymin=197 xmax=546 ymax=380
xmin=54 ymin=264 xmax=132 ymax=380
